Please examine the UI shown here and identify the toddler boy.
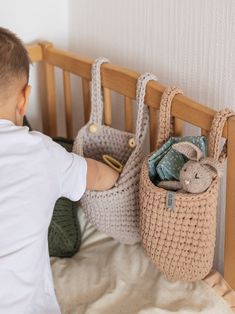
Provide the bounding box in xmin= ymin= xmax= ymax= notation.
xmin=0 ymin=27 xmax=118 ymax=314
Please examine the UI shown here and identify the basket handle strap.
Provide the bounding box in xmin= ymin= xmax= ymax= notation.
xmin=208 ymin=108 xmax=235 ymax=161
xmin=156 ymin=87 xmax=183 ymax=148
xmin=89 ymin=57 xmax=110 ymax=125
xmin=135 ymin=73 xmax=158 ymax=144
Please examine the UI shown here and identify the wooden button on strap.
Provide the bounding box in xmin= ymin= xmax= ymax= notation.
xmin=128 ymin=137 xmax=136 ymax=148
xmin=89 ymin=123 xmax=98 ymax=133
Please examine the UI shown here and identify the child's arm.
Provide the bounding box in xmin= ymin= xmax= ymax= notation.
xmin=85 ymin=158 xmax=119 ymax=191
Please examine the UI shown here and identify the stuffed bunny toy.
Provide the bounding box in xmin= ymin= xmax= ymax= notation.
xmin=158 ymin=141 xmax=223 ymax=194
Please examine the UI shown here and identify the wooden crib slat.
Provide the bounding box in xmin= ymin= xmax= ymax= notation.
xmin=174 ymin=118 xmax=183 ymax=136
xmin=45 ymin=63 xmax=57 ymax=137
xmin=224 ymin=117 xmax=235 ymax=290
xmin=201 ymin=129 xmax=209 ymax=136
xmin=63 ymin=71 xmax=73 ymax=139
xmin=82 ymin=78 xmax=91 ymax=123
xmin=103 ymin=87 xmax=112 ymax=126
xmin=40 ymin=42 xmax=57 ymax=136
xmin=150 ymin=107 xmax=158 ymax=151
xmin=124 ymin=96 xmax=133 ymax=132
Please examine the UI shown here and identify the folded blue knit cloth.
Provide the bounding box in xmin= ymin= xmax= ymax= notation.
xmin=148 ymin=136 xmax=208 ymax=183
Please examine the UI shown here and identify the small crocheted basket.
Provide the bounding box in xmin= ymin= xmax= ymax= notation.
xmin=73 ymin=58 xmax=157 ymax=244
xmin=139 ymin=86 xmax=234 ymax=282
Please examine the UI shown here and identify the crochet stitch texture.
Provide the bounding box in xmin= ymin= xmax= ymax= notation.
xmin=139 ymin=87 xmax=234 ymax=281
xmin=73 ymin=58 xmax=157 ymax=244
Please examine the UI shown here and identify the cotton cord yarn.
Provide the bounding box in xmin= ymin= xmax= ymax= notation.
xmin=73 ymin=58 xmax=157 ymax=244
xmin=139 ymin=87 xmax=234 ymax=281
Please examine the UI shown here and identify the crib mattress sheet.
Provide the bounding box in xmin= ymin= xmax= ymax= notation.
xmin=51 ymin=208 xmax=234 ymax=314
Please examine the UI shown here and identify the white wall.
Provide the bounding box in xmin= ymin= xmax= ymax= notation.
xmin=68 ymin=0 xmax=235 ymax=111
xmin=0 ymin=0 xmax=69 ymax=130
xmin=68 ymin=0 xmax=235 ymax=273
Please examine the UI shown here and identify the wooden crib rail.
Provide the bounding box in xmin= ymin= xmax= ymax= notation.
xmin=31 ymin=43 xmax=229 ymax=137
xmin=26 ymin=42 xmax=235 ymax=290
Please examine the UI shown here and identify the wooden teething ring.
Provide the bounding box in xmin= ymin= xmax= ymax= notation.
xmin=102 ymin=154 xmax=123 ymax=173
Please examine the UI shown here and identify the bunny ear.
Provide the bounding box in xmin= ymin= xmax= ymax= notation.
xmin=201 ymin=158 xmax=223 ymax=178
xmin=172 ymin=142 xmax=204 ymax=161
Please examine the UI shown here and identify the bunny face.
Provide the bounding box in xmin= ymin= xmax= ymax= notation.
xmin=172 ymin=142 xmax=223 ymax=194
xmin=179 ymin=160 xmax=213 ymax=193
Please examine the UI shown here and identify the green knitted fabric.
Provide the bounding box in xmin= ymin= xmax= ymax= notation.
xmin=48 ymin=196 xmax=81 ymax=258
xmin=53 ymin=136 xmax=74 ymax=152
xmin=48 ymin=137 xmax=82 ymax=258
xmin=23 ymin=118 xmax=82 ymax=258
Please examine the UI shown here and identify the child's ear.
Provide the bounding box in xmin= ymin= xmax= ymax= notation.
xmin=17 ymin=84 xmax=31 ymax=116
xmin=20 ymin=85 xmax=31 ymax=116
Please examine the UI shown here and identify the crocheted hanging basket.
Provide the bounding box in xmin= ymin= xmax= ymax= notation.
xmin=73 ymin=58 xmax=157 ymax=244
xmin=139 ymin=87 xmax=234 ymax=282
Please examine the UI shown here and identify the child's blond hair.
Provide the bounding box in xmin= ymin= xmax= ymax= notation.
xmin=0 ymin=27 xmax=30 ymax=96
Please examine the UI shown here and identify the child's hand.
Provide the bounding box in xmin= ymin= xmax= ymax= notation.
xmin=106 ymin=166 xmax=119 ymax=188
xmin=85 ymin=158 xmax=119 ymax=191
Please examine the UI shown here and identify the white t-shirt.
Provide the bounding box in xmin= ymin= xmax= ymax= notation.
xmin=0 ymin=120 xmax=87 ymax=314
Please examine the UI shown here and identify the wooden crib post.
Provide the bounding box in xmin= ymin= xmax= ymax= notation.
xmin=63 ymin=71 xmax=73 ymax=139
xmin=82 ymin=78 xmax=91 ymax=124
xmin=224 ymin=116 xmax=235 ymax=290
xmin=149 ymin=107 xmax=158 ymax=151
xmin=103 ymin=87 xmax=112 ymax=126
xmin=201 ymin=129 xmax=209 ymax=136
xmin=27 ymin=44 xmax=43 ymax=62
xmin=40 ymin=42 xmax=57 ymax=137
xmin=174 ymin=118 xmax=183 ymax=137
xmin=124 ymin=96 xmax=133 ymax=133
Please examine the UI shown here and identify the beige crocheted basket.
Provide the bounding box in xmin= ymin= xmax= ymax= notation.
xmin=139 ymin=86 xmax=234 ymax=281
xmin=73 ymin=58 xmax=158 ymax=244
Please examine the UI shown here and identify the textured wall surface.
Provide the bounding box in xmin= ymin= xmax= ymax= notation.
xmin=69 ymin=0 xmax=235 ymax=110
xmin=0 ymin=0 xmax=69 ymax=130
xmin=68 ymin=0 xmax=235 ymax=273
